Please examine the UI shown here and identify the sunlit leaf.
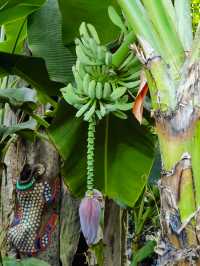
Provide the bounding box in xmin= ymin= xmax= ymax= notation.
xmin=0 ymin=0 xmax=45 ymax=25
xmin=0 ymin=18 xmax=27 ymax=54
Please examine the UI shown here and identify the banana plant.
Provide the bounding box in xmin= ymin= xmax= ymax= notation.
xmin=118 ymin=0 xmax=200 ymax=265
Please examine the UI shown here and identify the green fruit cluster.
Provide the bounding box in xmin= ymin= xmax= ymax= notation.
xmin=61 ymin=22 xmax=140 ymax=121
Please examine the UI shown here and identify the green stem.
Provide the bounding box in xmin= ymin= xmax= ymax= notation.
xmin=87 ymin=118 xmax=96 ymax=195
xmin=31 ymin=113 xmax=49 ymax=128
xmin=112 ymin=31 xmax=136 ymax=67
xmin=104 ymin=116 xmax=109 ymax=194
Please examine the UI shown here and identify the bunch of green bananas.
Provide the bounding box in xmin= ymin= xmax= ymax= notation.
xmin=61 ymin=22 xmax=140 ymax=121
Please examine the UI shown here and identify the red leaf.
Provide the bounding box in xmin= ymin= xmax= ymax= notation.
xmin=132 ymin=73 xmax=148 ymax=124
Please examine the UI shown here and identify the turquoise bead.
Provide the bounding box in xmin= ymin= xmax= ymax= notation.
xmin=16 ymin=178 xmax=35 ymax=191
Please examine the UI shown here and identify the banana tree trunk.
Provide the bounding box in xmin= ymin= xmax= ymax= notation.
xmin=103 ymin=199 xmax=128 ymax=266
xmin=156 ymin=109 xmax=200 ymax=265
xmin=150 ymin=49 xmax=200 ymax=266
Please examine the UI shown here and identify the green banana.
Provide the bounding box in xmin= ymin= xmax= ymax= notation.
xmin=95 ymin=82 xmax=103 ymax=99
xmin=113 ymin=110 xmax=127 ymax=119
xmin=118 ymin=80 xmax=140 ymax=89
xmin=79 ymin=22 xmax=90 ymax=39
xmin=73 ymin=68 xmax=84 ymax=92
xmin=76 ymin=39 xmax=94 ymax=60
xmin=120 ymin=95 xmax=129 ymax=103
xmin=76 ymin=101 xmax=92 ymax=118
xmin=61 ymin=84 xmax=87 ymax=105
xmin=97 ymin=46 xmax=106 ymax=62
xmin=76 ymin=62 xmax=85 ymax=79
xmin=110 ymin=87 xmax=127 ymax=100
xmin=108 ymin=6 xmax=128 ymax=34
xmin=105 ymin=52 xmax=112 ymax=65
xmin=88 ymin=38 xmax=98 ymax=57
xmin=103 ymin=82 xmax=112 ymax=98
xmin=88 ymin=80 xmax=96 ymax=99
xmin=74 ymin=103 xmax=83 ymax=109
xmin=115 ymin=103 xmax=133 ymax=111
xmin=84 ymin=101 xmax=96 ymax=121
xmin=80 ymin=37 xmax=91 ymax=51
xmin=87 ymin=23 xmax=100 ymax=44
xmin=76 ymin=46 xmax=94 ymax=65
xmin=83 ymin=74 xmax=90 ymax=95
xmin=121 ymin=71 xmax=140 ymax=81
xmin=100 ymin=101 xmax=106 ymax=117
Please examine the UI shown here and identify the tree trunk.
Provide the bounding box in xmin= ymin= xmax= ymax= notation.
xmin=103 ymin=199 xmax=128 ymax=266
xmin=155 ymin=62 xmax=200 ymax=266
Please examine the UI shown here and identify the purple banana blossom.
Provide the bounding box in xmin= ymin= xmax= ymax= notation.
xmin=79 ymin=194 xmax=101 ymax=245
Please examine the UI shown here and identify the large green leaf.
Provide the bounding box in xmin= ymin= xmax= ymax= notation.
xmin=0 ymin=52 xmax=63 ymax=96
xmin=0 ymin=87 xmax=37 ymax=111
xmin=0 ymin=0 xmax=45 ymax=25
xmin=0 ymin=0 xmax=45 ymax=55
xmin=48 ymin=101 xmax=155 ymax=207
xmin=0 ymin=18 xmax=27 ymax=54
xmin=58 ymin=0 xmax=120 ymax=45
xmin=28 ymin=0 xmax=75 ymax=83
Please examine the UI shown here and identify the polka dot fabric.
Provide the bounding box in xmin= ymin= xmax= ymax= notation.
xmin=7 ymin=181 xmax=58 ymax=254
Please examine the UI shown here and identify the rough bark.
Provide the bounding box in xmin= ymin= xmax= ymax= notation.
xmin=103 ymin=199 xmax=128 ymax=266
xmin=155 ymin=61 xmax=200 ymax=265
xmin=60 ymin=185 xmax=80 ymax=265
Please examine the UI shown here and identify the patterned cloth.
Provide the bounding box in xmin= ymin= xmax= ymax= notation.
xmin=7 ymin=180 xmax=59 ymax=255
